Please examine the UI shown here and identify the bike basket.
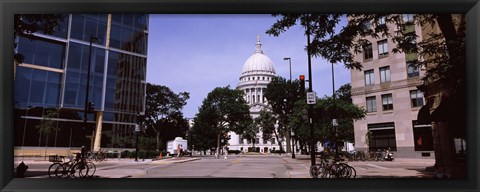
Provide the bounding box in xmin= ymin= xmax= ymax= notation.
xmin=48 ymin=155 xmax=63 ymax=162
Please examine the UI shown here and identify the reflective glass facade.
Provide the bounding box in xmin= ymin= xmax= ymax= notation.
xmin=14 ymin=14 xmax=149 ymax=149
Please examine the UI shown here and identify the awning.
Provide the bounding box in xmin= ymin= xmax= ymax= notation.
xmin=417 ymin=104 xmax=432 ymax=125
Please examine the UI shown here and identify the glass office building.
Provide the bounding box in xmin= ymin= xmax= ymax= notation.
xmin=14 ymin=14 xmax=148 ymax=150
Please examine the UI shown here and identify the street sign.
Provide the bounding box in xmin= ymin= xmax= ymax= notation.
xmin=306 ymin=92 xmax=316 ymax=104
xmin=332 ymin=119 xmax=338 ymax=127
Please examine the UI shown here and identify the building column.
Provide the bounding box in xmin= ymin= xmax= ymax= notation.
xmin=93 ymin=111 xmax=103 ymax=152
xmin=260 ymin=88 xmax=263 ymax=103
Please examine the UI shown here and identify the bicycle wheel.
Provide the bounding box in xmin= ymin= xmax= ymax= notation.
xmin=348 ymin=165 xmax=356 ymax=178
xmin=54 ymin=163 xmax=67 ymax=178
xmin=310 ymin=164 xmax=319 ymax=178
xmin=71 ymin=162 xmax=88 ymax=178
xmin=48 ymin=163 xmax=62 ymax=178
xmin=84 ymin=162 xmax=96 ymax=177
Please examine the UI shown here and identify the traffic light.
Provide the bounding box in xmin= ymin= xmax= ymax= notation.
xmin=87 ymin=102 xmax=95 ymax=112
xmin=299 ymin=75 xmax=306 ymax=96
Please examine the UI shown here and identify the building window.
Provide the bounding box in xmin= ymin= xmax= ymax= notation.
xmin=379 ymin=66 xmax=391 ymax=83
xmin=362 ymin=20 xmax=371 ymax=32
xmin=17 ymin=36 xmax=66 ymax=69
xmin=363 ymin=42 xmax=373 ymax=60
xmin=412 ymin=121 xmax=433 ymax=151
xmin=255 ymin=138 xmax=260 ymax=144
xmin=381 ymin=94 xmax=393 ymax=111
xmin=14 ymin=67 xmax=62 ymax=108
xmin=271 ymin=138 xmax=276 ymax=144
xmin=366 ymin=96 xmax=377 ymax=113
xmin=263 ymin=139 xmax=267 ymax=144
xmin=378 ymin=16 xmax=386 ymax=26
xmin=410 ymin=90 xmax=424 ymax=107
xmin=71 ymin=14 xmax=108 ymax=45
xmin=378 ymin=39 xmax=388 ymax=56
xmin=453 ymin=137 xmax=467 ymax=158
xmin=368 ymin=122 xmax=397 ymax=151
xmin=110 ymin=14 xmax=148 ymax=54
xmin=364 ymin=69 xmax=375 ymax=86
xmin=407 ymin=62 xmax=419 ymax=77
xmin=403 ymin=14 xmax=414 ymax=23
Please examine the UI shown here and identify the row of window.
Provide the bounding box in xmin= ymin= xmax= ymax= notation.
xmin=240 ymin=76 xmax=272 ymax=82
xmin=364 ymin=63 xmax=419 ymax=86
xmin=362 ymin=14 xmax=415 ymax=32
xmin=239 ymin=136 xmax=276 ymax=145
xmin=365 ymin=90 xmax=424 ymax=113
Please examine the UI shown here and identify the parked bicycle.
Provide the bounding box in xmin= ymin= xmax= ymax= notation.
xmin=310 ymin=154 xmax=356 ymax=178
xmin=87 ymin=150 xmax=107 ymax=162
xmin=48 ymin=153 xmax=96 ymax=178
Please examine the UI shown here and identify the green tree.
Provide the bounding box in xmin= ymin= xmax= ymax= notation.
xmin=242 ymin=118 xmax=258 ymax=150
xmin=36 ymin=109 xmax=58 ymax=160
xmin=256 ymin=109 xmax=277 ymax=145
xmin=144 ymin=83 xmax=189 ymax=151
xmin=264 ymin=76 xmax=302 ymax=153
xmin=335 ymin=83 xmax=352 ymax=103
xmin=190 ymin=111 xmax=218 ymax=154
xmin=193 ymin=86 xmax=252 ymax=158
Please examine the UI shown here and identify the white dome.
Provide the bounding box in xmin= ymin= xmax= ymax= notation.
xmin=241 ymin=36 xmax=276 ymax=75
xmin=242 ymin=53 xmax=275 ymax=74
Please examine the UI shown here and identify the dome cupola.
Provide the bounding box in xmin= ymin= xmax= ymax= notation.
xmin=241 ymin=36 xmax=276 ymax=75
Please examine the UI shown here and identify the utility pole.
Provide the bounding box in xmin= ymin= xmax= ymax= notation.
xmin=83 ymin=35 xmax=97 ymax=157
xmin=306 ymin=23 xmax=316 ymax=166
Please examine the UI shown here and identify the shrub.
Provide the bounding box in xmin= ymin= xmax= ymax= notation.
xmin=270 ymin=149 xmax=286 ymax=154
xmin=228 ymin=150 xmax=241 ymax=155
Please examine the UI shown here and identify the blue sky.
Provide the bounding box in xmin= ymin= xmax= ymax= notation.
xmin=146 ymin=14 xmax=351 ymax=118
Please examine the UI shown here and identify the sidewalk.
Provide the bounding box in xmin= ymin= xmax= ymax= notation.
xmin=15 ymin=157 xmax=201 ymax=178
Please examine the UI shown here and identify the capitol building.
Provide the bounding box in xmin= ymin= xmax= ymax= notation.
xmin=226 ymin=36 xmax=286 ymax=153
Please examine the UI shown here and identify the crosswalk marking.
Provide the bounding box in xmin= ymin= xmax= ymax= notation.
xmin=366 ymin=163 xmax=389 ymax=169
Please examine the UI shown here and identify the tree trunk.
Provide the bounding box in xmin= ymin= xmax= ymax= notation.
xmin=156 ymin=132 xmax=160 ymax=151
xmin=285 ymin=127 xmax=291 ymax=153
xmin=44 ymin=135 xmax=49 ymax=160
xmin=273 ymin=130 xmax=282 ymax=152
xmin=216 ymin=133 xmax=221 ymax=158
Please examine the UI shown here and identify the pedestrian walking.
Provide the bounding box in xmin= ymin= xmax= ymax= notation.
xmin=223 ymin=146 xmax=228 ymax=159
xmin=177 ymin=144 xmax=181 ymax=157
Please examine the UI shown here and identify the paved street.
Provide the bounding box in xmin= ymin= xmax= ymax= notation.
xmin=14 ymin=154 xmax=435 ymax=179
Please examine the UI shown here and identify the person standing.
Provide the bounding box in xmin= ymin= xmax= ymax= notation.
xmin=223 ymin=146 xmax=228 ymax=159
xmin=177 ymin=144 xmax=181 ymax=157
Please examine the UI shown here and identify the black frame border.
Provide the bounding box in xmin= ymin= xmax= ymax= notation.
xmin=1 ymin=0 xmax=478 ymax=191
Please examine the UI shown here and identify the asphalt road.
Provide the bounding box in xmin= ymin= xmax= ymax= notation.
xmin=14 ymin=155 xmax=435 ymax=178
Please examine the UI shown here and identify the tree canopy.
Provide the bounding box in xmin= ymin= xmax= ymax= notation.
xmin=143 ymin=83 xmax=190 ymax=151
xmin=264 ymin=76 xmax=303 ymax=153
xmin=190 ymin=86 xmax=252 ymax=157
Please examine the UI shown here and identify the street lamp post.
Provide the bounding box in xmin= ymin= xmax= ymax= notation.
xmin=135 ymin=124 xmax=140 ymax=162
xmin=284 ymin=58 xmax=294 ymax=159
xmin=291 ymin=129 xmax=296 ymax=159
xmin=83 ymin=35 xmax=98 ymax=157
xmin=283 ymin=57 xmax=292 ymax=82
xmin=331 ymin=62 xmax=338 ymax=158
